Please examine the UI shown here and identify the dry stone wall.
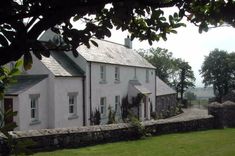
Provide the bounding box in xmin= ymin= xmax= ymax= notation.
xmin=208 ymin=101 xmax=235 ymax=128
xmin=5 ymin=115 xmax=215 ymax=152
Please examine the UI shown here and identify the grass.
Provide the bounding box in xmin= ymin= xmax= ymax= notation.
xmin=33 ymin=128 xmax=235 ymax=156
xmin=190 ymin=99 xmax=209 ymax=109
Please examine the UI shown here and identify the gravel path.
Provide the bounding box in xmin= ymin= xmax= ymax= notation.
xmin=168 ymin=108 xmax=210 ymax=120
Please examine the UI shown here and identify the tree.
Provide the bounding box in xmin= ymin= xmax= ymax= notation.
xmin=184 ymin=91 xmax=197 ymax=103
xmin=200 ymin=49 xmax=235 ymax=102
xmin=1 ymin=0 xmax=235 ymax=67
xmin=137 ymin=48 xmax=175 ymax=84
xmin=138 ymin=48 xmax=195 ymax=99
xmin=174 ymin=59 xmax=195 ymax=101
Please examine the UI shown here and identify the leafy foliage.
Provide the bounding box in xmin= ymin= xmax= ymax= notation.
xmin=200 ymin=49 xmax=235 ymax=102
xmin=3 ymin=0 xmax=235 ymax=67
xmin=175 ymin=59 xmax=196 ymax=101
xmin=91 ymin=109 xmax=101 ymax=125
xmin=0 ymin=59 xmax=22 ymax=99
xmin=185 ymin=91 xmax=197 ymax=101
xmin=138 ymin=48 xmax=195 ymax=100
xmin=107 ymin=106 xmax=116 ymax=124
xmin=137 ymin=48 xmax=175 ymax=85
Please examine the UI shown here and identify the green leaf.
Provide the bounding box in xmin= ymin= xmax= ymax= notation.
xmin=170 ymin=30 xmax=177 ymax=34
xmin=15 ymin=59 xmax=23 ymax=68
xmin=23 ymin=52 xmax=33 ymax=70
xmin=90 ymin=40 xmax=98 ymax=47
xmin=73 ymin=15 xmax=80 ymax=22
xmin=8 ymin=68 xmax=20 ymax=76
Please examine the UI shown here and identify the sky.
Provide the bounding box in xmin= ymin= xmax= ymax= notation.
xmin=72 ymin=7 xmax=235 ymax=87
xmin=105 ymin=22 xmax=235 ymax=87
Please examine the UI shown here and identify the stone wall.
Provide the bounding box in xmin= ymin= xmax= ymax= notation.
xmin=4 ymin=115 xmax=215 ymax=152
xmin=155 ymin=94 xmax=178 ymax=118
xmin=208 ymin=101 xmax=235 ymax=128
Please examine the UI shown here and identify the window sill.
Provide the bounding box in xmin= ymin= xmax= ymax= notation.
xmin=30 ymin=120 xmax=41 ymax=126
xmin=68 ymin=114 xmax=78 ymax=120
xmin=99 ymin=80 xmax=107 ymax=84
xmin=114 ymin=80 xmax=120 ymax=84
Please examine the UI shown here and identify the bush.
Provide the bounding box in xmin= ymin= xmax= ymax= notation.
xmin=107 ymin=106 xmax=116 ymax=124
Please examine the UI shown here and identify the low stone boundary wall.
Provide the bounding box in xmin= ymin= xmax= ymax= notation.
xmin=208 ymin=101 xmax=235 ymax=128
xmin=8 ymin=115 xmax=215 ymax=152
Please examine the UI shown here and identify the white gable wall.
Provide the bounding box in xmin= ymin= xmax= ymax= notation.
xmin=17 ymin=78 xmax=48 ymax=130
xmin=27 ymin=55 xmax=56 ymax=128
xmin=53 ymin=77 xmax=84 ymax=128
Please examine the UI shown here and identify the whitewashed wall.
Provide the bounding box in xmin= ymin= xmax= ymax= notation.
xmin=16 ymin=78 xmax=48 ymax=130
xmin=27 ymin=55 xmax=56 ymax=128
xmin=88 ymin=62 xmax=155 ymax=124
xmin=53 ymin=77 xmax=84 ymax=128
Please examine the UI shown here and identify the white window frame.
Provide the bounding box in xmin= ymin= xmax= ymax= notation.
xmin=114 ymin=66 xmax=120 ymax=82
xmin=115 ymin=95 xmax=120 ymax=113
xmin=146 ymin=69 xmax=149 ymax=83
xmin=68 ymin=92 xmax=78 ymax=118
xmin=100 ymin=65 xmax=106 ymax=83
xmin=29 ymin=94 xmax=40 ymax=123
xmin=100 ymin=97 xmax=106 ymax=116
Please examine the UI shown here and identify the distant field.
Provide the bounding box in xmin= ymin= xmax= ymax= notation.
xmin=34 ymin=128 xmax=235 ymax=156
xmin=191 ymin=99 xmax=208 ymax=108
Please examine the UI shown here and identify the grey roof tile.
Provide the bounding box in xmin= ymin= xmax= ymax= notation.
xmin=129 ymin=80 xmax=152 ymax=95
xmin=156 ymin=76 xmax=176 ymax=96
xmin=41 ymin=51 xmax=84 ymax=77
xmin=77 ymin=39 xmax=155 ymax=69
xmin=5 ymin=75 xmax=48 ymax=95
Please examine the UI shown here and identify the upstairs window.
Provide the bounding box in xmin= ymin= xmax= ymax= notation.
xmin=114 ymin=66 xmax=120 ymax=82
xmin=146 ymin=69 xmax=149 ymax=83
xmin=100 ymin=65 xmax=106 ymax=82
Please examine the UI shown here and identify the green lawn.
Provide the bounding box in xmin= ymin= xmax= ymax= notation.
xmin=190 ymin=99 xmax=209 ymax=109
xmin=33 ymin=128 xmax=235 ymax=156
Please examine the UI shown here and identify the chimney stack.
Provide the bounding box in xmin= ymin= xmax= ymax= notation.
xmin=124 ymin=36 xmax=132 ymax=49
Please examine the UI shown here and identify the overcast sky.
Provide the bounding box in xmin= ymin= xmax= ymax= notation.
xmin=105 ymin=22 xmax=235 ymax=87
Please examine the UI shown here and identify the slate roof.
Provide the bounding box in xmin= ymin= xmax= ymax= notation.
xmin=156 ymin=76 xmax=176 ymax=96
xmin=77 ymin=39 xmax=155 ymax=69
xmin=129 ymin=80 xmax=151 ymax=95
xmin=5 ymin=75 xmax=48 ymax=95
xmin=41 ymin=51 xmax=84 ymax=77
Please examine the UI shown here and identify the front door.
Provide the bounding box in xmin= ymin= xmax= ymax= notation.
xmin=4 ymin=98 xmax=14 ymax=126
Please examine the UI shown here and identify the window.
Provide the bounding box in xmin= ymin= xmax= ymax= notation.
xmin=134 ymin=68 xmax=137 ymax=79
xmin=68 ymin=92 xmax=78 ymax=117
xmin=100 ymin=97 xmax=106 ymax=116
xmin=115 ymin=95 xmax=120 ymax=112
xmin=30 ymin=94 xmax=40 ymax=122
xmin=146 ymin=69 xmax=149 ymax=83
xmin=114 ymin=66 xmax=120 ymax=82
xmin=100 ymin=65 xmax=106 ymax=82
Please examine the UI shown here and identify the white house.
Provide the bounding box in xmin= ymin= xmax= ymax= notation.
xmin=2 ymin=30 xmax=156 ymax=131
